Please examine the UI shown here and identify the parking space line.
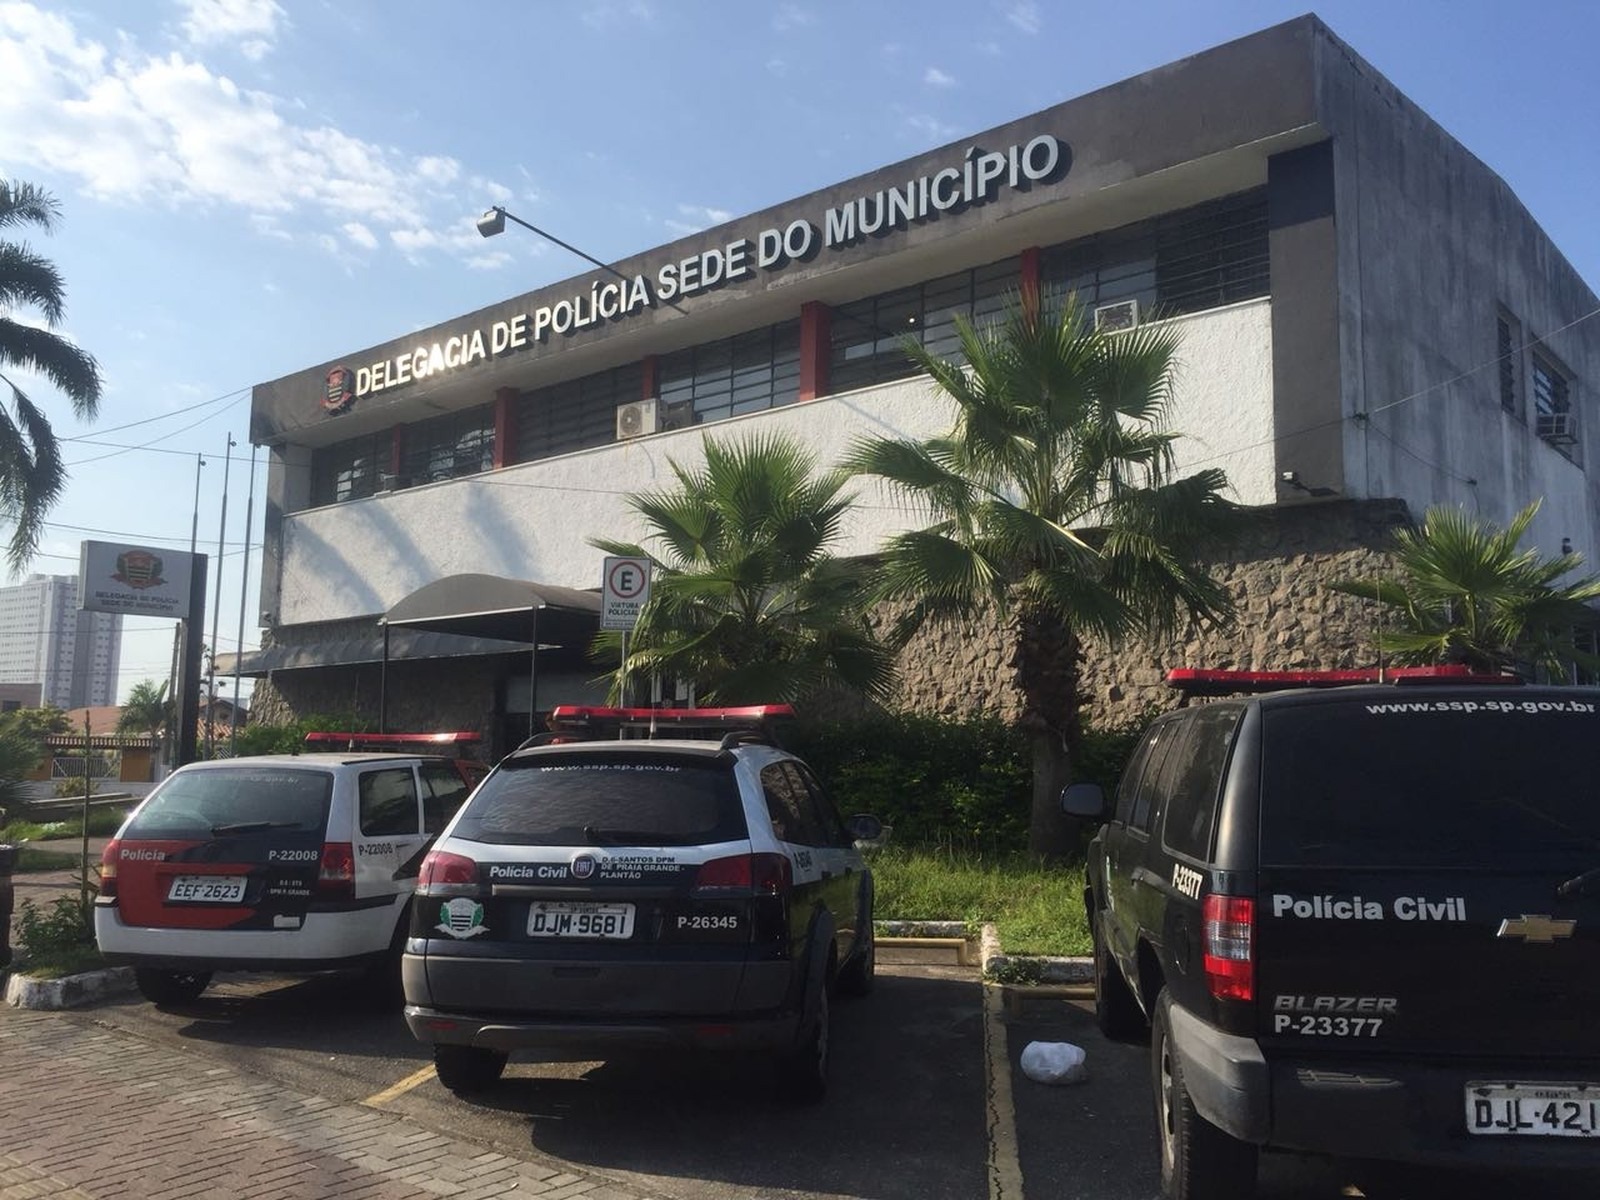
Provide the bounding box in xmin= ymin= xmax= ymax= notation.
xmin=360 ymin=1064 xmax=436 ymax=1108
xmin=983 ymin=981 xmax=1025 ymax=1199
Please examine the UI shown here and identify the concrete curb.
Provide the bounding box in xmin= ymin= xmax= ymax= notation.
xmin=875 ymin=919 xmax=970 ymax=939
xmin=978 ymin=921 xmax=1093 ymax=983
xmin=3 ymin=966 xmax=136 ymax=1010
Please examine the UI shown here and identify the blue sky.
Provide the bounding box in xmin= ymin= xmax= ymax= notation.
xmin=2 ymin=0 xmax=1598 ymax=705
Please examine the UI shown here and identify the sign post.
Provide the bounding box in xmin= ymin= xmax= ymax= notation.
xmin=601 ymin=556 xmax=652 ymax=705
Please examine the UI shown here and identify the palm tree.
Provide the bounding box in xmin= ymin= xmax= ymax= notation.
xmin=590 ymin=432 xmax=897 ymax=705
xmin=1330 ymin=500 xmax=1600 ymax=678
xmin=845 ymin=292 xmax=1238 ymax=854
xmin=118 ymin=679 xmax=175 ymax=770
xmin=1 ymin=179 xmax=102 ymax=569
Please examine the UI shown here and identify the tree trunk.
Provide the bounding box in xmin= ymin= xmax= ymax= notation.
xmin=1013 ymin=603 xmax=1084 ymax=858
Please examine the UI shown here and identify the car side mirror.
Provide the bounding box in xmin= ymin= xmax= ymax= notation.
xmin=1060 ymin=782 xmax=1107 ymax=820
xmin=846 ymin=813 xmax=884 ymax=842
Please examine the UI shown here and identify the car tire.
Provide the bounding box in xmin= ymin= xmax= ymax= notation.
xmin=357 ymin=912 xmax=408 ymax=1010
xmin=837 ymin=915 xmax=875 ymax=998
xmin=779 ymin=977 xmax=830 ymax=1104
xmin=433 ymin=1044 xmax=508 ymax=1094
xmin=134 ymin=967 xmax=212 ymax=1006
xmin=1093 ymin=910 xmax=1146 ymax=1041
xmin=1152 ymin=990 xmax=1257 ymax=1200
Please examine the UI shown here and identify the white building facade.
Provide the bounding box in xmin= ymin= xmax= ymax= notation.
xmin=235 ymin=18 xmax=1599 ymax=755
xmin=0 ymin=574 xmax=123 ymax=710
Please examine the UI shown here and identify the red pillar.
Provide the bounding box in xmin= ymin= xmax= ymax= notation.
xmin=641 ymin=355 xmax=659 ymax=401
xmin=799 ymin=301 xmax=831 ymax=402
xmin=493 ymin=386 xmax=517 ymax=469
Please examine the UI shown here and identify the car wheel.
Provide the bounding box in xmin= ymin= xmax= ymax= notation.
xmin=1152 ymin=990 xmax=1257 ymax=1200
xmin=357 ymin=913 xmax=408 ymax=1010
xmin=837 ymin=916 xmax=875 ymax=998
xmin=1093 ymin=911 xmax=1145 ymax=1040
xmin=432 ymin=1044 xmax=508 ymax=1094
xmin=134 ymin=967 xmax=212 ymax=1006
xmin=779 ymin=977 xmax=830 ymax=1104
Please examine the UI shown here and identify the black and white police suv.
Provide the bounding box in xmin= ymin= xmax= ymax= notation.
xmin=401 ymin=705 xmax=881 ymax=1101
xmin=1065 ymin=667 xmax=1600 ymax=1199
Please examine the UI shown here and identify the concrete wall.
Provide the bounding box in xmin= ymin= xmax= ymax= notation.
xmin=271 ymin=300 xmax=1275 ymax=627
xmin=1316 ymin=35 xmax=1600 ymax=563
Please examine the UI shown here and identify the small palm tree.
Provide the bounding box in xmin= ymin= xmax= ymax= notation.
xmin=591 ymin=432 xmax=896 ymax=705
xmin=845 ymin=291 xmax=1238 ymax=854
xmin=119 ymin=679 xmax=175 ymax=756
xmin=1331 ymin=501 xmax=1600 ymax=678
xmin=1 ymin=179 xmax=102 ymax=569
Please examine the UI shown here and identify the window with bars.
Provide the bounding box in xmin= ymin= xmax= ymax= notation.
xmin=310 ymin=430 xmax=391 ymax=506
xmin=1497 ymin=314 xmax=1521 ymax=415
xmin=401 ymin=405 xmax=494 ymax=487
xmin=658 ymin=320 xmax=801 ymax=425
xmin=828 ymin=258 xmax=1017 ymax=394
xmin=1532 ymin=352 xmax=1577 ymax=451
xmin=514 ymin=365 xmax=640 ymax=464
xmin=1039 ymin=188 xmax=1269 ymax=321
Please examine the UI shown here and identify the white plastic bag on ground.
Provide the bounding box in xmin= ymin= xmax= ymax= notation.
xmin=1019 ymin=1040 xmax=1088 ymax=1085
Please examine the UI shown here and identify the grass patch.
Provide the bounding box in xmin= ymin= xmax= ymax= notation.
xmin=14 ymin=846 xmax=83 ymax=873
xmin=0 ymin=806 xmax=130 ymax=844
xmin=8 ymin=945 xmax=109 ymax=980
xmin=870 ymin=846 xmax=1089 ymax=957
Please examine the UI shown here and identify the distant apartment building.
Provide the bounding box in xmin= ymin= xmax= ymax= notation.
xmin=0 ymin=574 xmax=123 ymax=709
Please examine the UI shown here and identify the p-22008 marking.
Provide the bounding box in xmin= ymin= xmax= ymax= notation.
xmin=268 ymin=849 xmax=319 ymax=862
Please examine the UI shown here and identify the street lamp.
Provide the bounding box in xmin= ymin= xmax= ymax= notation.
xmin=476 ymin=205 xmax=628 ymax=284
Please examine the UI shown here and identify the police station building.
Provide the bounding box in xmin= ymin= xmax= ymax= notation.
xmin=236 ymin=16 xmax=1600 ymax=755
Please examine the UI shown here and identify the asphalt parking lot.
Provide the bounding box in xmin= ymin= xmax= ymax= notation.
xmin=12 ymin=961 xmax=1593 ymax=1200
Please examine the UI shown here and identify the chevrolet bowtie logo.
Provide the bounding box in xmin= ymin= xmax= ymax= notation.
xmin=1496 ymin=915 xmax=1577 ymax=944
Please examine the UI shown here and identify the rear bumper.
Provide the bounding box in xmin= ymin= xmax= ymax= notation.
xmin=402 ymin=950 xmax=801 ymax=1055
xmin=94 ymin=903 xmax=395 ymax=972
xmin=404 ymin=1004 xmax=801 ymax=1056
xmin=1171 ymin=1011 xmax=1600 ymax=1168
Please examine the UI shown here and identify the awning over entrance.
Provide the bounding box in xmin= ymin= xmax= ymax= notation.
xmin=217 ymin=629 xmax=534 ymax=677
xmin=383 ymin=573 xmax=601 ymax=644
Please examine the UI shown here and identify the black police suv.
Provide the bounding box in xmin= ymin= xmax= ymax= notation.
xmin=1065 ymin=669 xmax=1600 ymax=1199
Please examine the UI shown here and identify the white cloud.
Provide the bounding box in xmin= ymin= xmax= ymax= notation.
xmin=342 ymin=221 xmax=377 ymax=250
xmin=675 ymin=203 xmax=732 ymax=228
xmin=766 ymin=57 xmax=787 ymax=77
xmin=1004 ymin=1 xmax=1040 ymax=35
xmin=581 ymin=1 xmax=655 ymax=30
xmin=0 ymin=4 xmax=487 ymax=265
xmin=924 ymin=66 xmax=956 ymax=88
xmin=773 ymin=4 xmax=813 ymax=32
xmin=176 ymin=0 xmax=286 ymax=60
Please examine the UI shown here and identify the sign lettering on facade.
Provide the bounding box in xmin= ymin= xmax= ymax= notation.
xmin=344 ymin=135 xmax=1069 ymax=406
xmin=78 ymin=541 xmax=196 ymax=619
xmin=600 ymin=556 xmax=652 ymax=631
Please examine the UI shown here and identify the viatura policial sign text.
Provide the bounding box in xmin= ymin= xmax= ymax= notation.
xmin=352 ymin=134 xmax=1067 ymax=401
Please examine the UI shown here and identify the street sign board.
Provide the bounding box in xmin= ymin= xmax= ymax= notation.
xmin=601 ymin=556 xmax=652 ymax=630
xmin=78 ymin=540 xmax=196 ymax=618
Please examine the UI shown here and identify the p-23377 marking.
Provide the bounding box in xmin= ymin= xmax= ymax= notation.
xmin=1274 ymin=1015 xmax=1385 ymax=1037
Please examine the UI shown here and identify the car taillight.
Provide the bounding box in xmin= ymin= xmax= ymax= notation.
xmin=693 ymin=853 xmax=792 ymax=895
xmin=418 ymin=850 xmax=479 ymax=892
xmin=1202 ymin=894 xmax=1254 ymax=1002
xmin=98 ymin=839 xmax=120 ymax=900
xmin=317 ymin=842 xmax=355 ymax=900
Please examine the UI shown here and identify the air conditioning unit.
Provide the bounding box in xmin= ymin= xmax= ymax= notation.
xmin=615 ymin=398 xmax=659 ymax=440
xmin=660 ymin=399 xmax=697 ymax=431
xmin=1093 ymin=298 xmax=1140 ymax=333
xmin=1537 ymin=410 xmax=1579 ymax=446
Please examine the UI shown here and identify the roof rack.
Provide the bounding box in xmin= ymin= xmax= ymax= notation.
xmin=530 ymin=704 xmax=797 ymax=748
xmin=1166 ymin=666 xmax=1521 ymax=698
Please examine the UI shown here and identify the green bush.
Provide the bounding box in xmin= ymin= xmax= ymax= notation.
xmin=14 ymin=895 xmax=94 ymax=956
xmin=231 ymin=711 xmax=373 ymax=758
xmin=789 ymin=707 xmax=1158 ymax=853
xmin=51 ymin=775 xmax=101 ymax=799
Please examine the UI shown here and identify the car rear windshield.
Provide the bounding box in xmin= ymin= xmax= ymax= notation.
xmin=450 ymin=753 xmax=746 ymax=847
xmin=1260 ymin=696 xmax=1600 ymax=867
xmin=123 ymin=767 xmax=334 ymax=840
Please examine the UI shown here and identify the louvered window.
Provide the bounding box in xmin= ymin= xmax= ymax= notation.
xmin=659 ymin=321 xmax=801 ymax=426
xmin=514 ymin=366 xmax=639 ymax=464
xmin=1040 ymin=188 xmax=1269 ymax=319
xmin=310 ymin=431 xmax=390 ymax=506
xmin=829 ymin=258 xmax=1017 ymax=394
xmin=401 ymin=405 xmax=494 ymax=487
